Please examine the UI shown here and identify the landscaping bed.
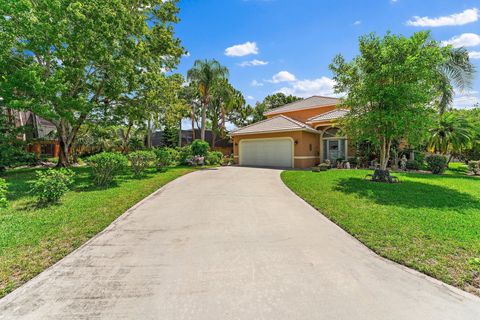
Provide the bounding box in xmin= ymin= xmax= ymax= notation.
xmin=281 ymin=168 xmax=480 ymax=295
xmin=0 ymin=166 xmax=196 ymax=298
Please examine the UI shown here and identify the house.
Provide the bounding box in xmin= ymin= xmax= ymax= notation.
xmin=151 ymin=129 xmax=234 ymax=155
xmin=230 ymin=96 xmax=353 ymax=168
xmin=8 ymin=110 xmax=60 ymax=157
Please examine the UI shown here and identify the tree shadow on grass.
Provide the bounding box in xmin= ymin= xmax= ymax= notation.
xmin=333 ymin=177 xmax=480 ymax=209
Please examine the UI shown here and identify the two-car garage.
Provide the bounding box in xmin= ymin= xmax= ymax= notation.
xmin=239 ymin=138 xmax=294 ymax=168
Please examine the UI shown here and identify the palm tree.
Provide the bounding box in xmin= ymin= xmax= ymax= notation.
xmin=187 ymin=59 xmax=229 ymax=141
xmin=428 ymin=112 xmax=474 ymax=162
xmin=209 ymin=80 xmax=245 ymax=147
xmin=436 ymin=47 xmax=475 ymax=114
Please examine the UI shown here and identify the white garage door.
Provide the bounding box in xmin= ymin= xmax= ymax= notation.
xmin=240 ymin=138 xmax=293 ymax=168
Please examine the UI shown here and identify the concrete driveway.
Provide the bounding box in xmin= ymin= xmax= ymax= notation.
xmin=1 ymin=166 xmax=479 ymax=319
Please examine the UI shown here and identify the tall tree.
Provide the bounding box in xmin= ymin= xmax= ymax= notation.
xmin=436 ymin=47 xmax=475 ymax=114
xmin=329 ymin=31 xmax=445 ymax=171
xmin=209 ymin=80 xmax=245 ymax=147
xmin=0 ymin=0 xmax=183 ymax=166
xmin=428 ymin=112 xmax=474 ymax=162
xmin=187 ymin=59 xmax=229 ymax=141
xmin=252 ymin=93 xmax=302 ymax=122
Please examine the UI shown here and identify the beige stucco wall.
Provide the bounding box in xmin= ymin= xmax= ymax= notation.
xmin=232 ymin=131 xmax=320 ymax=168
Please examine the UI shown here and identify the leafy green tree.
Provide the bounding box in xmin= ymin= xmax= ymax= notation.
xmin=187 ymin=59 xmax=229 ymax=141
xmin=0 ymin=0 xmax=183 ymax=167
xmin=210 ymin=80 xmax=245 ymax=147
xmin=329 ymin=31 xmax=445 ymax=171
xmin=428 ymin=112 xmax=474 ymax=162
xmin=252 ymin=93 xmax=302 ymax=122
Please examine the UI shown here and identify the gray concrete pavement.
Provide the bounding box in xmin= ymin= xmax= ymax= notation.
xmin=1 ymin=166 xmax=479 ymax=319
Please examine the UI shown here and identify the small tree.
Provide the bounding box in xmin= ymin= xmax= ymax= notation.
xmin=330 ymin=31 xmax=446 ymax=171
xmin=128 ymin=151 xmax=156 ymax=177
xmin=191 ymin=140 xmax=210 ymax=157
xmin=87 ymin=152 xmax=128 ymax=186
xmin=31 ymin=169 xmax=75 ymax=205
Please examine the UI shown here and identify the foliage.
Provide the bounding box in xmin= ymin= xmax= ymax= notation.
xmin=31 ymin=169 xmax=74 ymax=204
xmin=330 ymin=31 xmax=447 ymax=170
xmin=435 ymin=47 xmax=475 ymax=114
xmin=468 ymin=161 xmax=480 ymax=175
xmin=154 ymin=148 xmax=179 ymax=171
xmin=406 ymin=160 xmax=421 ymax=171
xmin=250 ymin=93 xmax=302 ymax=123
xmin=0 ymin=0 xmax=183 ymax=166
xmin=0 ymin=166 xmax=195 ymax=298
xmin=177 ymin=146 xmax=192 ymax=165
xmin=428 ymin=112 xmax=474 ymax=158
xmin=426 ymin=155 xmax=448 ymax=174
xmin=187 ymin=59 xmax=229 ymax=141
xmin=128 ymin=151 xmax=156 ymax=177
xmin=0 ymin=178 xmax=8 ymax=208
xmin=191 ymin=139 xmax=210 ymax=157
xmin=0 ymin=111 xmax=37 ymax=170
xmin=206 ymin=151 xmax=224 ymax=165
xmin=87 ymin=152 xmax=128 ymax=186
xmin=282 ymin=169 xmax=480 ymax=296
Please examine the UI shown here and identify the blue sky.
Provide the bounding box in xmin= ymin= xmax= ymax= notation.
xmin=174 ymin=0 xmax=480 ymax=108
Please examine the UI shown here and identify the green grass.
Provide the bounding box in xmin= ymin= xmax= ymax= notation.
xmin=281 ymin=168 xmax=480 ymax=295
xmin=0 ymin=166 xmax=196 ymax=298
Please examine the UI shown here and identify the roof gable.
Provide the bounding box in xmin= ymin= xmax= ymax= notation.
xmin=231 ymin=115 xmax=319 ymax=136
xmin=306 ymin=109 xmax=349 ymax=123
xmin=264 ymin=96 xmax=340 ymax=116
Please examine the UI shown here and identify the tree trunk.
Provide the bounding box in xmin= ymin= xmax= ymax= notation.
xmin=379 ymin=137 xmax=391 ymax=171
xmin=178 ymin=118 xmax=182 ymax=147
xmin=191 ymin=105 xmax=196 ymax=141
xmin=121 ymin=123 xmax=133 ymax=154
xmin=146 ymin=118 xmax=152 ymax=149
xmin=200 ymin=102 xmax=207 ymax=141
xmin=212 ymin=131 xmax=216 ymax=149
xmin=57 ymin=137 xmax=70 ymax=167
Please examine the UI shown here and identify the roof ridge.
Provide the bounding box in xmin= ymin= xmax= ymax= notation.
xmin=230 ymin=114 xmax=285 ymax=133
xmin=264 ymin=96 xmax=341 ymax=116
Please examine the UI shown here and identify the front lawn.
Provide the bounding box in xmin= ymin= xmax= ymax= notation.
xmin=281 ymin=168 xmax=480 ymax=295
xmin=0 ymin=166 xmax=196 ymax=298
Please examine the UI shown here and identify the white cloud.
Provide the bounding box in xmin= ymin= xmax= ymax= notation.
xmin=442 ymin=33 xmax=480 ymax=48
xmin=225 ymin=41 xmax=258 ymax=57
xmin=469 ymin=51 xmax=480 ymax=59
xmin=269 ymin=71 xmax=296 ymax=83
xmin=353 ymin=20 xmax=362 ymax=25
xmin=251 ymin=80 xmax=264 ymax=87
xmin=453 ymin=91 xmax=479 ymax=108
xmin=238 ymin=59 xmax=269 ymax=67
xmin=247 ymin=95 xmax=255 ymax=100
xmin=407 ymin=8 xmax=479 ymax=27
xmin=277 ymin=76 xmax=337 ymax=98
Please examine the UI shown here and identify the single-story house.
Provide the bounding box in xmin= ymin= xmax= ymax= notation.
xmin=230 ymin=96 xmax=353 ymax=168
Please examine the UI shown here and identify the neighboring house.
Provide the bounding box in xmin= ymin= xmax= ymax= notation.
xmin=230 ymin=96 xmax=352 ymax=168
xmin=152 ymin=129 xmax=234 ymax=155
xmin=8 ymin=110 xmax=60 ymax=157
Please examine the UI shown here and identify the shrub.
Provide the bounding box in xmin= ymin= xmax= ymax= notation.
xmin=206 ymin=151 xmax=224 ymax=166
xmin=177 ymin=145 xmax=192 ymax=165
xmin=406 ymin=160 xmax=421 ymax=171
xmin=0 ymin=178 xmax=8 ymax=208
xmin=191 ymin=139 xmax=209 ymax=157
xmin=31 ymin=168 xmax=74 ymax=204
xmin=87 ymin=152 xmax=128 ymax=186
xmin=0 ymin=146 xmax=37 ymax=171
xmin=128 ymin=150 xmax=156 ymax=177
xmin=468 ymin=161 xmax=480 ymax=175
xmin=154 ymin=148 xmax=179 ymax=171
xmin=425 ymin=155 xmax=448 ymax=174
